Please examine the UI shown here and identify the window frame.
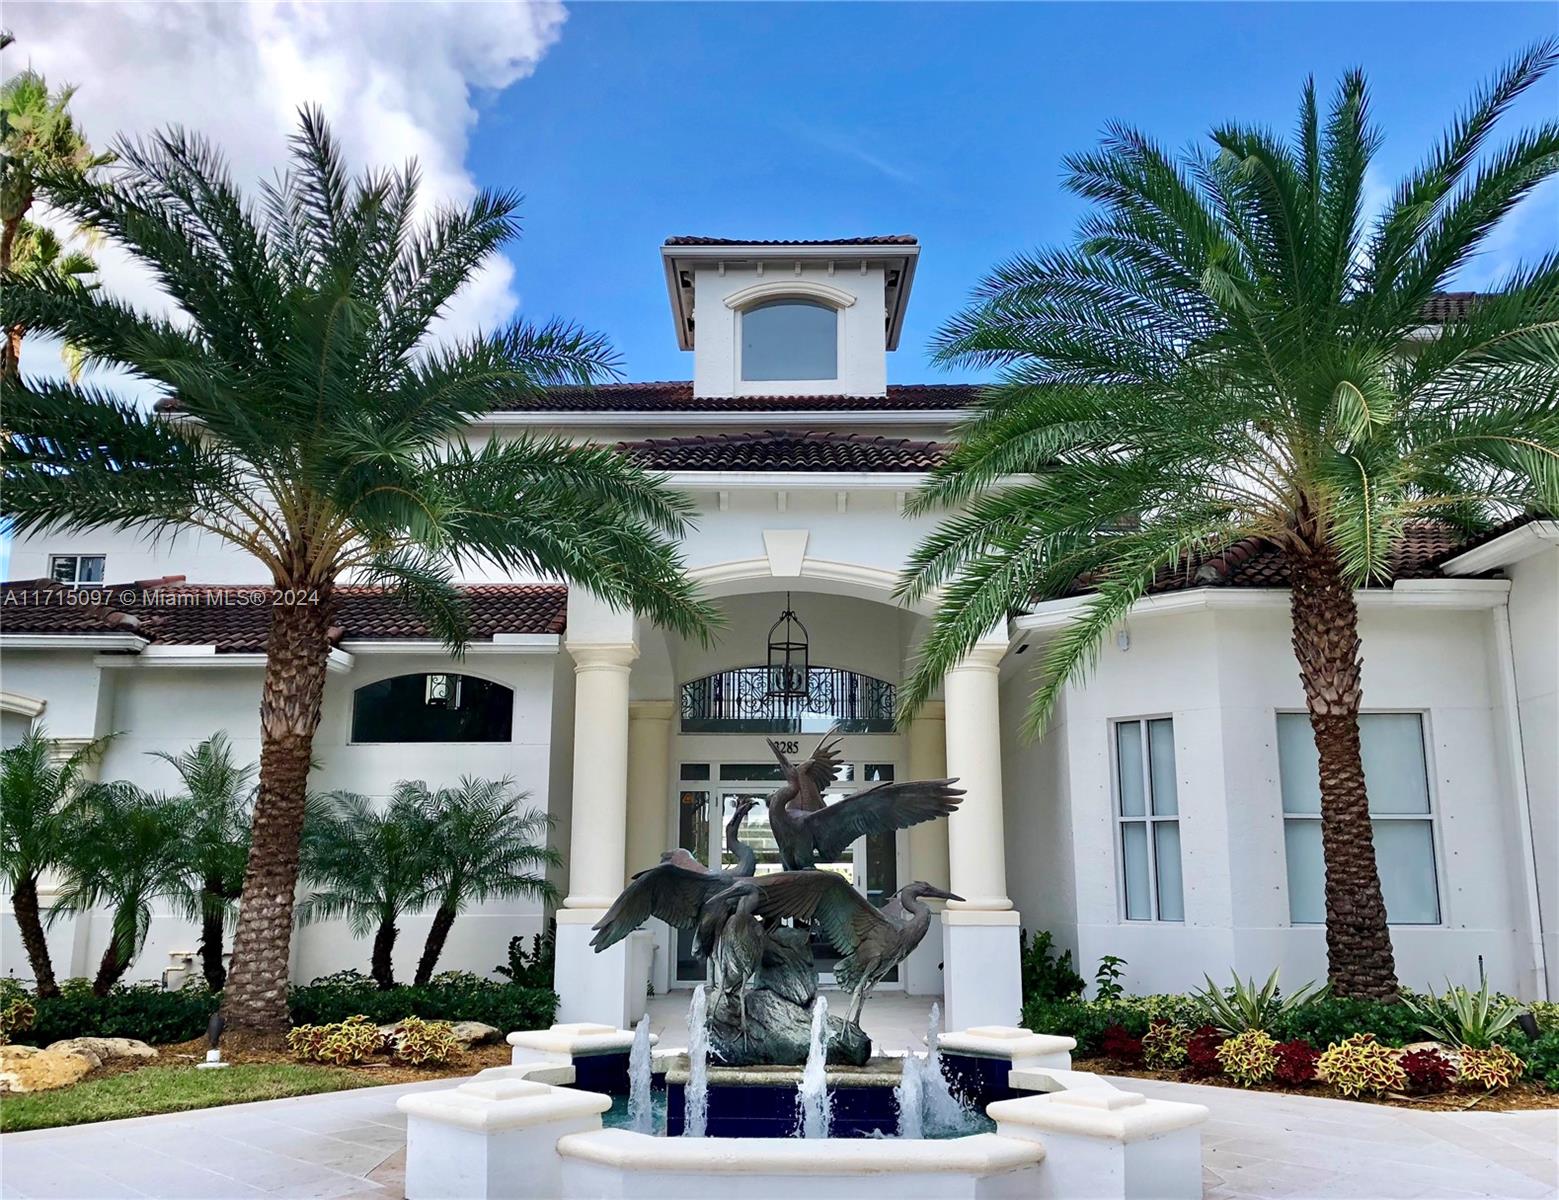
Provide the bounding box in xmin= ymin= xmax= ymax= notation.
xmin=1276 ymin=708 xmax=1445 ymax=928
xmin=348 ymin=670 xmax=516 ymax=745
xmin=736 ymin=297 xmax=842 ymax=384
xmin=1109 ymin=715 xmax=1184 ymax=924
xmin=49 ymin=554 xmax=106 ymax=586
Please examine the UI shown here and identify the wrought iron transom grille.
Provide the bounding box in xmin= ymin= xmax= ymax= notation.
xmin=680 ymin=665 xmax=896 ymax=733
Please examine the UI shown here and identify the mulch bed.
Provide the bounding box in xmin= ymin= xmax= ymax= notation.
xmin=1073 ymin=1055 xmax=1559 ymax=1112
xmin=150 ymin=1034 xmax=513 ymax=1086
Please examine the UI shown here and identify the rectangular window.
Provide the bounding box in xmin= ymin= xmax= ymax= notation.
xmin=1277 ymin=712 xmax=1440 ymax=925
xmin=1113 ymin=718 xmax=1183 ymax=921
xmin=49 ymin=554 xmax=105 ymax=585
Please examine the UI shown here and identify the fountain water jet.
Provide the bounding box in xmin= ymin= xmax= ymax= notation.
xmin=921 ymin=1002 xmax=969 ymax=1136
xmin=894 ymin=1050 xmax=924 ymax=1139
xmin=684 ymin=985 xmax=710 ymax=1137
xmin=626 ymin=1016 xmax=654 ymax=1134
xmin=796 ymin=995 xmax=832 ymax=1138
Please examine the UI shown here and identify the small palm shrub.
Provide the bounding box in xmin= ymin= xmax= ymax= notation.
xmin=1316 ymin=1034 xmax=1406 ymax=1097
xmin=289 ymin=1015 xmax=384 ymax=1065
xmin=1399 ymin=1048 xmax=1456 ymax=1094
xmin=1401 ymin=979 xmax=1523 ymax=1049
xmin=1272 ymin=1039 xmax=1321 ymax=1086
xmin=1185 ymin=1026 xmax=1226 ymax=1078
xmin=1459 ymin=1045 xmax=1524 ymax=1091
xmin=1141 ymin=1021 xmax=1190 ymax=1069
xmin=1217 ymin=1030 xmax=1279 ymax=1087
xmin=391 ymin=1017 xmax=461 ymax=1066
xmin=1099 ymin=1024 xmax=1143 ymax=1063
xmin=1191 ymin=970 xmax=1326 ymax=1035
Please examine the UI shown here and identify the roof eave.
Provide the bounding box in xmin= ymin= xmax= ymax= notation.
xmin=1440 ymin=520 xmax=1559 ymax=575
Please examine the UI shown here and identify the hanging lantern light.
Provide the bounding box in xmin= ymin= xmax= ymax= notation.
xmin=765 ymin=592 xmax=810 ymax=702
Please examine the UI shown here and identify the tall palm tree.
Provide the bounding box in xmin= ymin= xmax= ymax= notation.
xmin=1 ymin=109 xmax=717 ymax=1030
xmin=3 ymin=220 xmax=97 ymax=375
xmin=401 ymin=776 xmax=560 ymax=986
xmin=298 ymin=790 xmax=435 ymax=990
xmin=53 ymin=784 xmax=197 ymax=994
xmin=899 ymin=46 xmax=1559 ymax=998
xmin=0 ymin=49 xmax=112 ymax=373
xmin=0 ymin=728 xmax=111 ymax=997
xmin=150 ymin=733 xmax=256 ymax=990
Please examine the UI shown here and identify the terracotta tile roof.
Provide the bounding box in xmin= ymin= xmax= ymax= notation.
xmin=491 ymin=381 xmax=979 ymax=414
xmin=664 ymin=235 xmax=918 ymax=247
xmin=618 ymin=430 xmax=945 ymax=473
xmin=0 ymin=579 xmax=567 ymax=650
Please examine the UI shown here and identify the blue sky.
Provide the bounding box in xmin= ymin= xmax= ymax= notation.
xmin=469 ymin=2 xmax=1558 ymax=385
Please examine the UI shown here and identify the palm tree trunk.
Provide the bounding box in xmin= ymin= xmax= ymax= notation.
xmin=199 ymin=881 xmax=227 ymax=991
xmin=11 ymin=874 xmax=59 ymax=998
xmin=220 ymin=590 xmax=335 ymax=1032
xmin=371 ymin=918 xmax=398 ymax=990
xmin=1288 ymin=545 xmax=1397 ymax=998
xmin=0 ymin=323 xmax=23 ymax=377
xmin=93 ymin=927 xmax=132 ymax=995
xmin=414 ymin=903 xmax=458 ymax=986
xmin=0 ymin=214 xmax=22 ymax=271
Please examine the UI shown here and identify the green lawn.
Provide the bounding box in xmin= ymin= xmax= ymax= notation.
xmin=0 ymin=1063 xmax=368 ymax=1132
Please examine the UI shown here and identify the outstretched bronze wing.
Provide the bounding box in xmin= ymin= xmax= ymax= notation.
xmin=590 ymin=853 xmax=723 ymax=951
xmin=800 ymin=779 xmax=964 ymax=861
xmin=796 ymin=729 xmax=846 ymax=807
xmin=735 ymin=870 xmax=889 ymax=958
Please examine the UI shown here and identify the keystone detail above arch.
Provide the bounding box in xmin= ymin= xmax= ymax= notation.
xmin=721 ymin=279 xmax=858 ymax=311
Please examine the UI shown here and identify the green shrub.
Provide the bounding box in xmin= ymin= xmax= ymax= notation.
xmin=1 ymin=997 xmax=37 ymax=1045
xmin=1020 ymin=995 xmax=1201 ymax=1056
xmin=1459 ymin=1044 xmax=1524 ymax=1091
xmin=1269 ymin=996 xmax=1425 ymax=1048
xmin=1525 ymin=1000 xmax=1559 ymax=1033
xmin=1316 ymin=1033 xmax=1406 ymax=1097
xmin=1093 ymin=956 xmax=1127 ymax=1003
xmin=494 ymin=926 xmax=555 ymax=990
xmin=1019 ymin=930 xmax=1085 ymax=1002
xmin=289 ymin=975 xmax=555 ymax=1032
xmin=1141 ymin=1021 xmax=1190 ymax=1069
xmin=1216 ymin=1029 xmax=1279 ymax=1087
xmin=1401 ymin=979 xmax=1523 ymax=1049
xmin=13 ymin=980 xmax=218 ymax=1046
xmin=1505 ymin=1028 xmax=1559 ymax=1092
xmin=1189 ymin=969 xmax=1325 ymax=1035
xmin=392 ymin=1017 xmax=461 ymax=1066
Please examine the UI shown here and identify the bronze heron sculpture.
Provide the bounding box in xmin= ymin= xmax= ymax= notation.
xmin=712 ymin=872 xmax=962 ymax=1024
xmin=764 ymin=732 xmax=964 ymax=870
xmin=695 ymin=876 xmax=766 ymax=1039
xmin=589 ymin=798 xmax=760 ymax=951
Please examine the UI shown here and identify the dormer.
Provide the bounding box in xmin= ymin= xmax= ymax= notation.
xmin=661 ymin=236 xmax=919 ymax=399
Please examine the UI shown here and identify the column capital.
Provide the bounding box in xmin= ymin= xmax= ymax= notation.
xmin=629 ymin=699 xmax=678 ymax=721
xmin=950 ymin=643 xmax=1008 ymax=673
xmin=568 ymin=641 xmax=640 ymax=671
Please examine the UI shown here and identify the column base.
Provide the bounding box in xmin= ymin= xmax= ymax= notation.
xmin=941 ymin=909 xmax=1021 ymax=1030
xmin=553 ymin=912 xmax=653 ymax=1028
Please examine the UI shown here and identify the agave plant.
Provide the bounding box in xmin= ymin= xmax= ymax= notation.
xmin=1401 ymin=977 xmax=1524 ymax=1049
xmin=1191 ymin=969 xmax=1328 ymax=1035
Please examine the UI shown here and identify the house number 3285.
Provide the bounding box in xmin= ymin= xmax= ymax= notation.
xmin=773 ymin=740 xmax=800 ymax=755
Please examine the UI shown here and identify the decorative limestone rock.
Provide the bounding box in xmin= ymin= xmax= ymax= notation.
xmin=0 ymin=1045 xmax=95 ymax=1093
xmin=450 ymin=1021 xmax=502 ymax=1047
xmin=44 ymin=1037 xmax=158 ymax=1070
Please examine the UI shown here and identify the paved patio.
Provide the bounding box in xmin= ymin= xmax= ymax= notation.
xmin=1 ymin=993 xmax=1554 ymax=1200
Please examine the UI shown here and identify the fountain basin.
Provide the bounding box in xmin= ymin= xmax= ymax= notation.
xmin=661 ymin=1057 xmax=920 ymax=1138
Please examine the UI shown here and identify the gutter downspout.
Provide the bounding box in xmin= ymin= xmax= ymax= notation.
xmin=1492 ymin=601 xmax=1550 ymax=1000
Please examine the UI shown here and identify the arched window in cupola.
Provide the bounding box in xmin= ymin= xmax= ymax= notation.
xmin=740 ymin=298 xmax=838 ymax=381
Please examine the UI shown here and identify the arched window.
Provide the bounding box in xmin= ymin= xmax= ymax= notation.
xmin=740 ymin=299 xmax=838 ymax=381
xmin=351 ymin=673 xmax=514 ymax=743
xmin=680 ymin=666 xmax=895 ymax=733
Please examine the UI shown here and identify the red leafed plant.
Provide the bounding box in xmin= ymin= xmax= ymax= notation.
xmin=1272 ymin=1039 xmax=1321 ymax=1085
xmin=1185 ymin=1024 xmax=1226 ymax=1078
xmin=1400 ymin=1048 xmax=1456 ymax=1094
xmin=1099 ymin=1023 xmax=1144 ymax=1063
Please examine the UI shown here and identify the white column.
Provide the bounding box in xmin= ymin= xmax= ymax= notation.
xmin=626 ymin=700 xmax=675 ymax=879
xmin=904 ymin=701 xmax=950 ymax=996
xmin=941 ymin=641 xmax=1023 ymax=1030
xmin=554 ymin=640 xmax=640 ymax=1028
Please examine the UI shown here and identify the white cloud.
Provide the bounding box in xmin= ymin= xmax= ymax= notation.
xmin=3 ymin=0 xmax=566 ymax=367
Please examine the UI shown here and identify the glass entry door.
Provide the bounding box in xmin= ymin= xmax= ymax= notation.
xmin=674 ymin=760 xmax=900 ymax=985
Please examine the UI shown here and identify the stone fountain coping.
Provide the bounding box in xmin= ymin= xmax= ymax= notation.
xmin=473 ymin=1062 xmax=577 ymax=1087
xmin=988 ymin=1089 xmax=1209 ymax=1145
xmin=661 ymin=1056 xmax=904 ymax=1088
xmin=507 ymin=1022 xmax=654 ymax=1057
xmin=555 ymin=1127 xmax=1046 ymax=1175
xmin=397 ymin=1078 xmax=611 ymax=1134
xmin=936 ymin=1025 xmax=1077 ymax=1060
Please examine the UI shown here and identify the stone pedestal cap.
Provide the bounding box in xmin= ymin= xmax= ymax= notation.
xmin=397 ymin=1077 xmax=610 ymax=1134
xmin=506 ymin=1022 xmax=652 ymax=1057
xmin=988 ymin=1089 xmax=1209 ymax=1144
xmin=936 ymin=1025 xmax=1077 ymax=1059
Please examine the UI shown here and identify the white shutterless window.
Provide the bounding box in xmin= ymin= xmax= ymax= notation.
xmin=1112 ymin=717 xmax=1184 ymax=922
xmin=1277 ymin=712 xmax=1441 ymax=925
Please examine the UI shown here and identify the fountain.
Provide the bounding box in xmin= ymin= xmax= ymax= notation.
xmin=920 ymin=1001 xmax=969 ymax=1136
xmin=893 ymin=1049 xmax=924 ymax=1139
xmin=796 ymin=995 xmax=832 ymax=1138
xmin=625 ymin=1016 xmax=654 ymax=1134
xmin=683 ymin=985 xmax=709 ymax=1137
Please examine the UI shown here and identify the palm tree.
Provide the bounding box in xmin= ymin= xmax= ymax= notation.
xmin=53 ymin=784 xmax=197 ymax=994
xmin=150 ymin=733 xmax=256 ymax=990
xmin=0 ymin=48 xmax=112 ymax=373
xmin=298 ymin=790 xmax=435 ymax=990
xmin=402 ymin=776 xmax=561 ymax=986
xmin=0 ymin=728 xmax=111 ymax=996
xmin=3 ymin=220 xmax=97 ymax=375
xmin=1 ymin=108 xmax=718 ymax=1031
xmin=899 ymin=46 xmax=1559 ymax=998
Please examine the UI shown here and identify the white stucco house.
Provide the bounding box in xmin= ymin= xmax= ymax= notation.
xmin=1 ymin=236 xmax=1553 ymax=1030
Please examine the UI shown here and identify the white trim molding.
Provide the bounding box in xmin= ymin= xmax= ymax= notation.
xmin=342 ymin=635 xmax=560 ymax=655
xmin=1440 ymin=520 xmax=1559 ymax=575
xmin=465 ymin=409 xmax=966 ymax=430
xmin=0 ymin=691 xmax=47 ymax=718
xmin=95 ymin=646 xmax=357 ymax=674
xmin=720 ymin=278 xmax=858 ymax=311
xmin=1 ymin=633 xmax=150 ymax=652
